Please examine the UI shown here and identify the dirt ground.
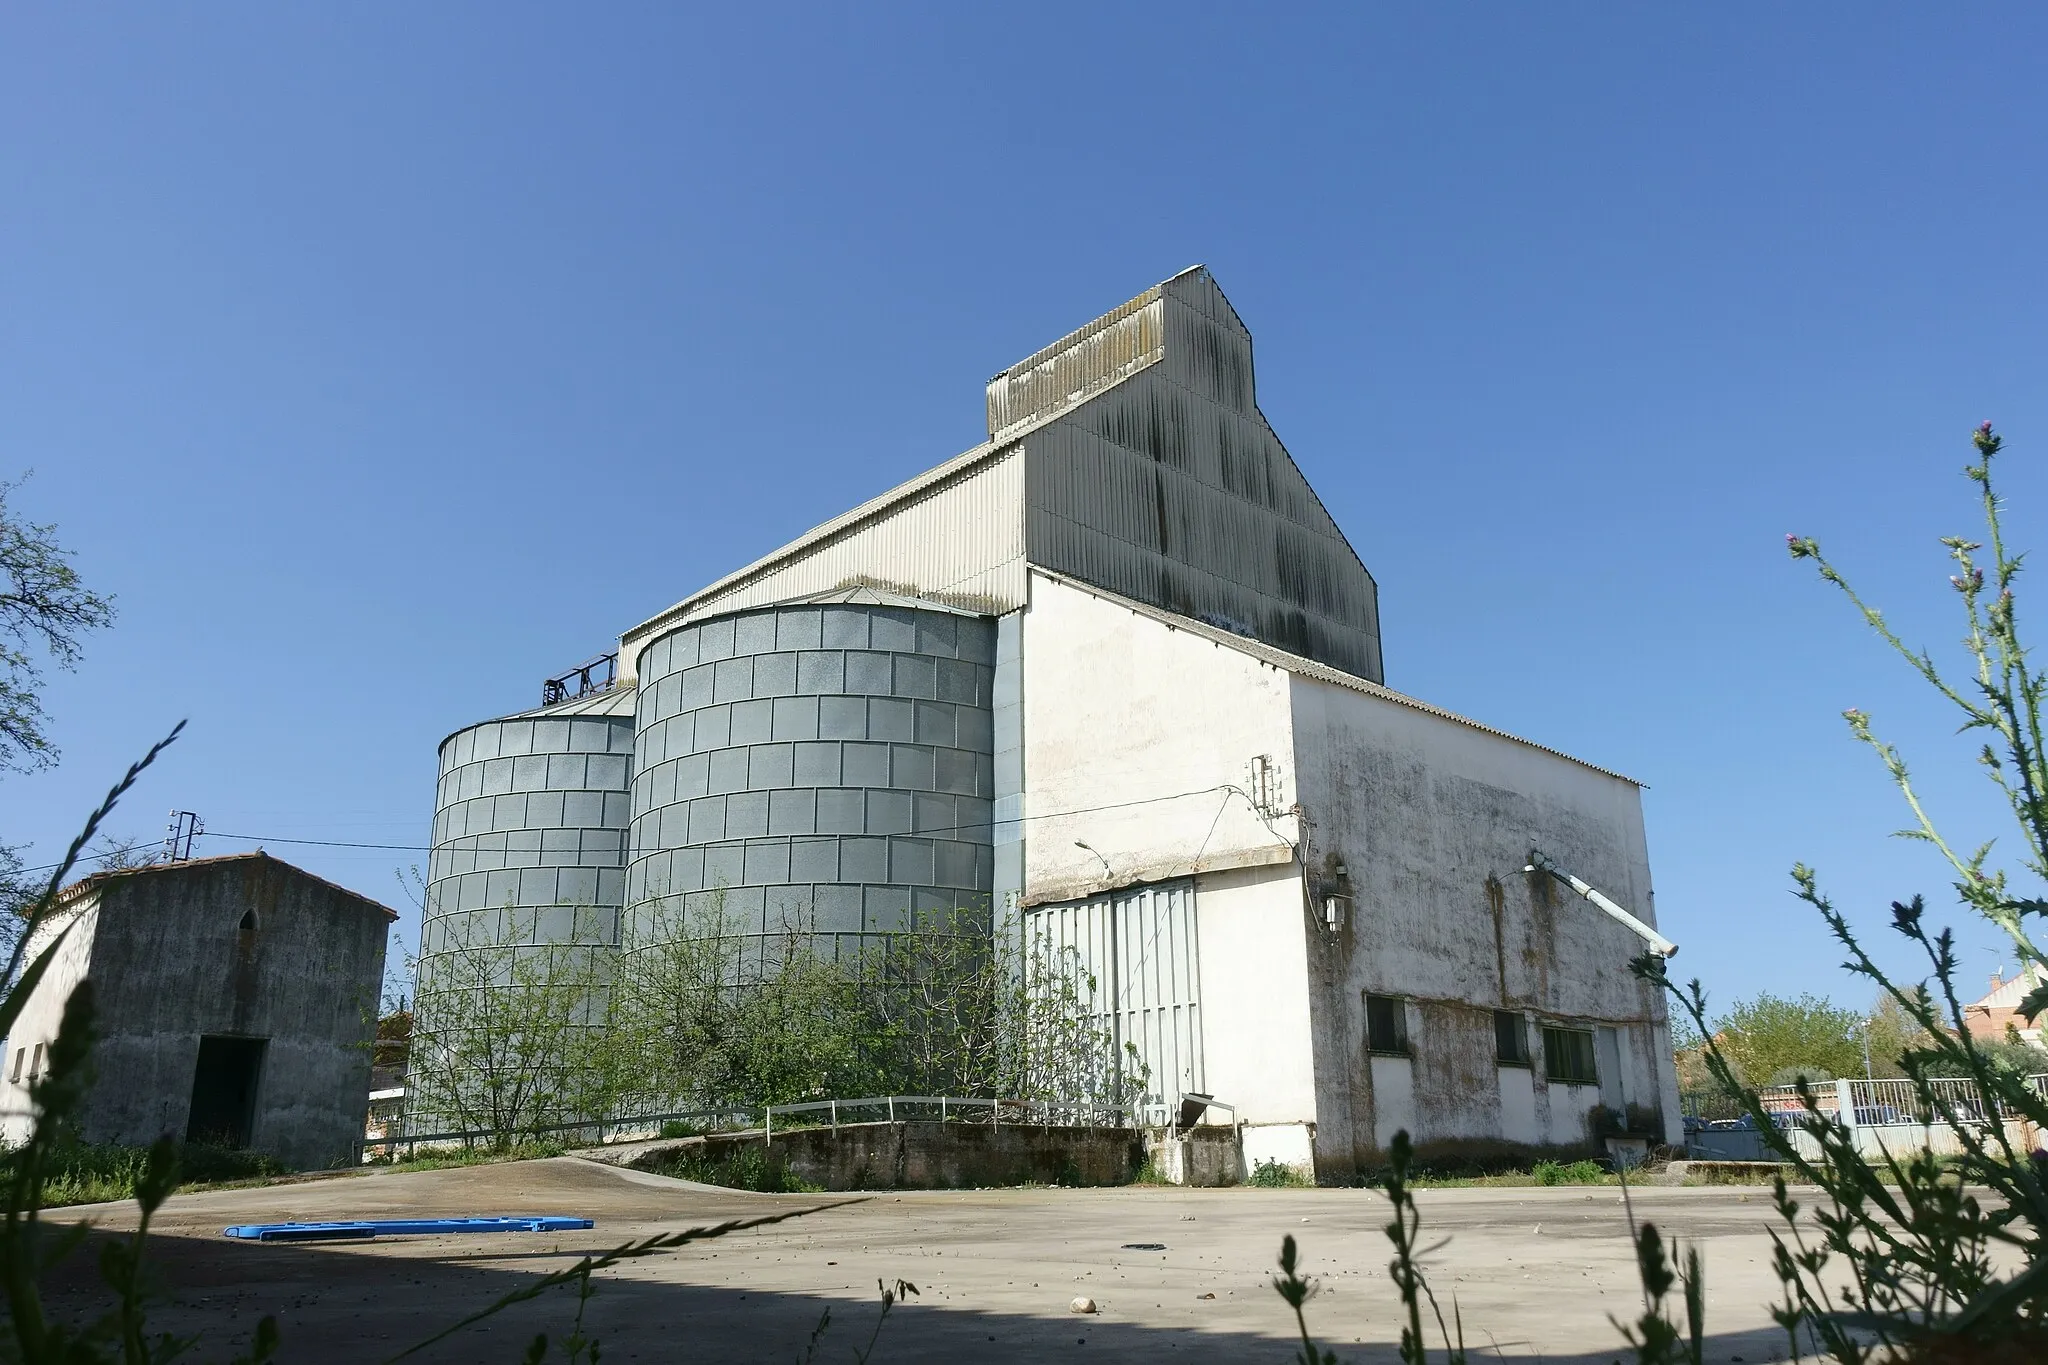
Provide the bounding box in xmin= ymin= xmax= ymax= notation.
xmin=37 ymin=1155 xmax=1802 ymax=1362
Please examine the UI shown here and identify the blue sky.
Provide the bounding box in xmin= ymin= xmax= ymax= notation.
xmin=6 ymin=5 xmax=2047 ymax=1015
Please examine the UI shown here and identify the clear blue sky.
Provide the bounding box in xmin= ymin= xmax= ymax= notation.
xmin=7 ymin=5 xmax=2047 ymax=1015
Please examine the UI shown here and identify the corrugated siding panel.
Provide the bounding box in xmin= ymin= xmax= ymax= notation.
xmin=1023 ymin=361 xmax=1383 ymax=681
xmin=1025 ymin=882 xmax=1204 ymax=1104
xmin=633 ymin=451 xmax=1026 ymax=660
xmin=987 ymin=298 xmax=1166 ymax=439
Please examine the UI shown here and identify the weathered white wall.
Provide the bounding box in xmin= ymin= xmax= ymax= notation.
xmin=1019 ymin=572 xmax=1299 ymax=905
xmin=1288 ymin=672 xmax=1682 ymax=1169
xmin=1498 ymin=1064 xmax=1539 ymax=1144
xmin=1191 ymin=864 xmax=1317 ymax=1127
xmin=0 ymin=898 xmax=101 ymax=1144
xmin=1368 ymin=1055 xmax=1416 ymax=1150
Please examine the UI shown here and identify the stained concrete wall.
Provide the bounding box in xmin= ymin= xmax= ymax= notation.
xmin=1288 ymin=671 xmax=1682 ymax=1176
xmin=1010 ymin=573 xmax=1679 ymax=1181
xmin=0 ymin=854 xmax=392 ymax=1170
xmin=1018 ymin=571 xmax=1298 ymax=907
xmin=0 ymin=900 xmax=101 ymax=1144
xmin=637 ymin=1121 xmax=1143 ymax=1191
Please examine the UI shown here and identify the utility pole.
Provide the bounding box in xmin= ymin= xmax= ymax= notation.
xmin=163 ymin=810 xmax=204 ymax=862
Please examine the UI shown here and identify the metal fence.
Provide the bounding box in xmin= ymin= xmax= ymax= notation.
xmin=364 ymin=1094 xmax=1137 ymax=1162
xmin=1684 ymin=1074 xmax=2048 ymax=1163
xmin=760 ymin=1095 xmax=1131 ymax=1140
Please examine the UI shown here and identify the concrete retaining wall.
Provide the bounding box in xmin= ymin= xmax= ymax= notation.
xmin=635 ymin=1121 xmax=1142 ymax=1190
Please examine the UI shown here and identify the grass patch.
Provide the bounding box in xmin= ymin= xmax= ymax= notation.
xmin=1531 ymin=1158 xmax=1608 ymax=1186
xmin=33 ymin=1142 xmax=288 ymax=1208
xmin=657 ymin=1143 xmax=820 ymax=1193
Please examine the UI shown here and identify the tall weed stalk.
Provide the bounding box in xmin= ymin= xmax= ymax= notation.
xmin=1636 ymin=421 xmax=2048 ymax=1359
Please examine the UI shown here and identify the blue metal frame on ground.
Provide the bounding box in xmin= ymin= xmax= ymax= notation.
xmin=222 ymin=1216 xmax=593 ymax=1242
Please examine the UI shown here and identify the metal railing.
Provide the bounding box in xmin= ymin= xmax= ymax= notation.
xmin=1685 ymin=1074 xmax=2048 ymax=1164
xmin=365 ymin=1095 xmax=1136 ymax=1161
xmin=761 ymin=1096 xmax=1130 ymax=1141
xmin=1749 ymin=1075 xmax=2048 ymax=1127
xmin=364 ymin=1106 xmax=758 ymax=1161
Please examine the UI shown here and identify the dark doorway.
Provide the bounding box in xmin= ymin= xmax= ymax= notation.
xmin=186 ymin=1035 xmax=267 ymax=1148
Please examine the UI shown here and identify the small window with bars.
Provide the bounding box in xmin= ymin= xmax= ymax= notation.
xmin=1365 ymin=994 xmax=1410 ymax=1056
xmin=1543 ymin=1026 xmax=1599 ymax=1086
xmin=1495 ymin=1010 xmax=1530 ymax=1066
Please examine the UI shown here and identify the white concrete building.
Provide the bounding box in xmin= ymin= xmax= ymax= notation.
xmin=425 ymin=266 xmax=1680 ymax=1180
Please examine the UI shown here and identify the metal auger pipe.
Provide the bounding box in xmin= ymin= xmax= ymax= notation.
xmin=1525 ymin=848 xmax=1678 ymax=958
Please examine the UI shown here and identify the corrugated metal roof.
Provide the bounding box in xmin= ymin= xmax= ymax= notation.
xmin=620 ymin=440 xmax=1019 ymax=657
xmin=433 ymin=684 xmax=639 ymax=757
xmin=508 ymin=687 xmax=638 ymax=721
xmin=766 ymin=584 xmax=992 ymax=617
xmin=1031 ymin=569 xmax=1643 ymax=787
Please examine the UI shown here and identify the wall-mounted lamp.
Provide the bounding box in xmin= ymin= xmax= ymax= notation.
xmin=1323 ymin=895 xmax=1351 ymax=933
xmin=1074 ymin=840 xmax=1114 ymax=879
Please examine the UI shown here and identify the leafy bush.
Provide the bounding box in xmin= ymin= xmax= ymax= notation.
xmin=659 ymin=1143 xmax=820 ymax=1193
xmin=26 ymin=1141 xmax=285 ymax=1207
xmin=1248 ymin=1157 xmax=1312 ymax=1188
xmin=1529 ymin=1159 xmax=1606 ymax=1187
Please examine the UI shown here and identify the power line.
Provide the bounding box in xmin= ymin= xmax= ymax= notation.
xmin=17 ymin=783 xmax=1264 ymax=875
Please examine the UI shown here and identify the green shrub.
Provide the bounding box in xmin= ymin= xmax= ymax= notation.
xmin=663 ymin=1143 xmax=819 ymax=1193
xmin=26 ymin=1141 xmax=288 ymax=1208
xmin=1247 ymin=1157 xmax=1311 ymax=1188
xmin=1530 ymin=1159 xmax=1606 ymax=1186
xmin=656 ymin=1119 xmax=701 ymax=1139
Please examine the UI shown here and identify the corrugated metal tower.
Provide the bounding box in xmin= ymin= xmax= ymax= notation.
xmin=418 ymin=688 xmax=635 ymax=1004
xmin=624 ymin=589 xmax=996 ymax=969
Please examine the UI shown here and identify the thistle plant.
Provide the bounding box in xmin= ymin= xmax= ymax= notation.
xmin=1633 ymin=421 xmax=2048 ymax=1359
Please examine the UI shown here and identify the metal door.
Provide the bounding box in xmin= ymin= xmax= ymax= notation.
xmin=1024 ymin=880 xmax=1204 ymax=1105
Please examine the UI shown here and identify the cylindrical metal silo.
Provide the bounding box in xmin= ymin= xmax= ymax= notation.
xmin=417 ymin=686 xmax=635 ymax=1024
xmin=624 ymin=593 xmax=995 ymax=967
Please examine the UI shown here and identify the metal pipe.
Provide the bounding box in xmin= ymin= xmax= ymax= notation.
xmin=1525 ymin=849 xmax=1678 ymax=958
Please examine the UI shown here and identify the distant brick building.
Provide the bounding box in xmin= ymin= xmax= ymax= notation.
xmin=1 ymin=853 xmax=395 ymax=1170
xmin=1962 ymin=965 xmax=2046 ymax=1048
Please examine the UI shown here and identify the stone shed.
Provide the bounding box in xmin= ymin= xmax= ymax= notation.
xmin=1 ymin=852 xmax=395 ymax=1170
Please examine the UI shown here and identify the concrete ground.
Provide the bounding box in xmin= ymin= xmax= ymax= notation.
xmin=39 ymin=1156 xmax=1802 ymax=1363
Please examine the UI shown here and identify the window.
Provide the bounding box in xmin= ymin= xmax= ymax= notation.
xmin=1543 ymin=1026 xmax=1599 ymax=1086
xmin=28 ymin=1044 xmax=43 ymax=1082
xmin=1365 ymin=994 xmax=1409 ymax=1055
xmin=8 ymin=1048 xmax=21 ymax=1083
xmin=1495 ymin=1010 xmax=1530 ymax=1066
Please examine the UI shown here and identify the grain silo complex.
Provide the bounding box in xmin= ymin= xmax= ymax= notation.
xmin=418 ymin=267 xmax=1682 ymax=1181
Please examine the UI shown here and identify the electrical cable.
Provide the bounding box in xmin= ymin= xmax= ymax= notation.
xmin=12 ymin=784 xmax=1247 ymax=876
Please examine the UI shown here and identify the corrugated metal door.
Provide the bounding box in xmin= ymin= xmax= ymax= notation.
xmin=1024 ymin=881 xmax=1204 ymax=1104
